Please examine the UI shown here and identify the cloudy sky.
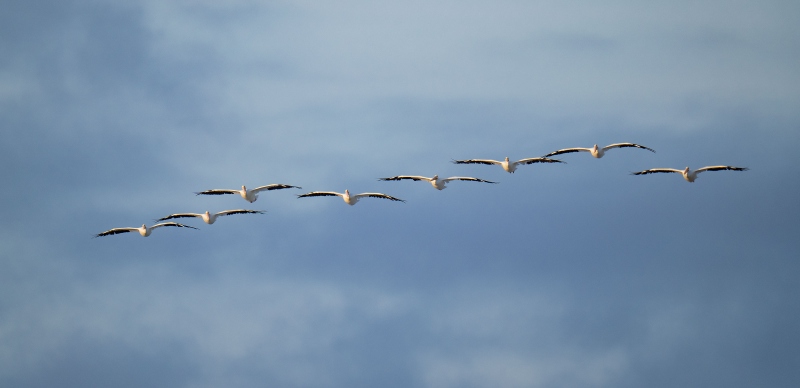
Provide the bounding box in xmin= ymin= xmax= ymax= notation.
xmin=2 ymin=0 xmax=799 ymax=387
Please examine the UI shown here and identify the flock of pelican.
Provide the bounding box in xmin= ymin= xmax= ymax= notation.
xmin=95 ymin=142 xmax=748 ymax=237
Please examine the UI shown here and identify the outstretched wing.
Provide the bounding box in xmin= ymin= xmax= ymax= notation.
xmin=442 ymin=176 xmax=497 ymax=184
xmin=251 ymin=184 xmax=302 ymax=193
xmin=195 ymin=189 xmax=237 ymax=196
xmin=543 ymin=148 xmax=590 ymax=157
xmin=94 ymin=227 xmax=136 ymax=238
xmin=452 ymin=159 xmax=501 ymax=166
xmin=150 ymin=222 xmax=198 ymax=230
xmin=379 ymin=175 xmax=431 ymax=182
xmin=297 ymin=191 xmax=342 ymax=198
xmin=602 ymin=143 xmax=656 ymax=153
xmin=516 ymin=157 xmax=565 ymax=165
xmin=155 ymin=213 xmax=201 ymax=222
xmin=352 ymin=192 xmax=406 ymax=202
xmin=216 ymin=209 xmax=266 ymax=217
xmin=631 ymin=168 xmax=682 ymax=176
xmin=695 ymin=166 xmax=749 ymax=174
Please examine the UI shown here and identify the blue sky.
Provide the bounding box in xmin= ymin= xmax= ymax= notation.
xmin=2 ymin=1 xmax=799 ymax=387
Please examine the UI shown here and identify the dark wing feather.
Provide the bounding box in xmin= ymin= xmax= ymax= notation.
xmin=631 ymin=168 xmax=682 ymax=176
xmin=517 ymin=157 xmax=565 ymax=165
xmin=543 ymin=148 xmax=586 ymax=157
xmin=252 ymin=184 xmax=302 ymax=192
xmin=195 ymin=189 xmax=237 ymax=196
xmin=94 ymin=228 xmax=135 ymax=238
xmin=152 ymin=222 xmax=198 ymax=230
xmin=218 ymin=209 xmax=266 ymax=217
xmin=444 ymin=177 xmax=497 ymax=184
xmin=604 ymin=143 xmax=656 ymax=153
xmin=155 ymin=213 xmax=199 ymax=222
xmin=356 ymin=193 xmax=406 ymax=202
xmin=696 ymin=166 xmax=749 ymax=173
xmin=297 ymin=191 xmax=341 ymax=198
xmin=379 ymin=175 xmax=428 ymax=181
xmin=451 ymin=159 xmax=499 ymax=166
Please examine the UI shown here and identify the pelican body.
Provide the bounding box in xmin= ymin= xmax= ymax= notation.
xmin=452 ymin=156 xmax=564 ymax=173
xmin=156 ymin=210 xmax=265 ymax=224
xmin=94 ymin=222 xmax=198 ymax=238
xmin=378 ymin=175 xmax=497 ymax=190
xmin=195 ymin=184 xmax=301 ymax=203
xmin=545 ymin=143 xmax=655 ymax=158
xmin=632 ymin=166 xmax=748 ymax=182
xmin=297 ymin=189 xmax=405 ymax=205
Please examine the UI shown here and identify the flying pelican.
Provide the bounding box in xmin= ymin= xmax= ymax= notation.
xmin=155 ymin=209 xmax=265 ymax=224
xmin=544 ymin=143 xmax=655 ymax=158
xmin=94 ymin=222 xmax=198 ymax=238
xmin=378 ymin=175 xmax=497 ymax=190
xmin=297 ymin=190 xmax=405 ymax=205
xmin=452 ymin=156 xmax=564 ymax=173
xmin=195 ymin=184 xmax=301 ymax=203
xmin=631 ymin=166 xmax=748 ymax=182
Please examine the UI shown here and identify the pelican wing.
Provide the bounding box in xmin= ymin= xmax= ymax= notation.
xmin=155 ymin=213 xmax=202 ymax=222
xmin=602 ymin=143 xmax=656 ymax=153
xmin=695 ymin=166 xmax=749 ymax=174
xmin=195 ymin=189 xmax=237 ymax=196
xmin=353 ymin=192 xmax=406 ymax=202
xmin=631 ymin=168 xmax=683 ymax=176
xmin=379 ymin=175 xmax=431 ymax=182
xmin=452 ymin=159 xmax=501 ymax=166
xmin=251 ymin=184 xmax=302 ymax=193
xmin=150 ymin=222 xmax=198 ymax=230
xmin=297 ymin=191 xmax=343 ymax=198
xmin=216 ymin=209 xmax=266 ymax=217
xmin=94 ymin=227 xmax=137 ymax=238
xmin=516 ymin=157 xmax=565 ymax=165
xmin=543 ymin=148 xmax=590 ymax=157
xmin=442 ymin=176 xmax=497 ymax=184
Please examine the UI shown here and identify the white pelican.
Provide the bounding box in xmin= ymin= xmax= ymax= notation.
xmin=156 ymin=209 xmax=265 ymax=224
xmin=632 ymin=166 xmax=748 ymax=182
xmin=195 ymin=184 xmax=301 ymax=203
xmin=544 ymin=143 xmax=655 ymax=158
xmin=297 ymin=189 xmax=405 ymax=205
xmin=378 ymin=175 xmax=497 ymax=190
xmin=452 ymin=156 xmax=564 ymax=173
xmin=94 ymin=222 xmax=198 ymax=238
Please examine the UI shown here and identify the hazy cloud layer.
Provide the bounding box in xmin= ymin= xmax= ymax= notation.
xmin=2 ymin=1 xmax=799 ymax=387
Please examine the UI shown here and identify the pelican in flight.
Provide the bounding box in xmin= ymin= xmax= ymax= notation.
xmin=297 ymin=190 xmax=405 ymax=205
xmin=195 ymin=184 xmax=301 ymax=203
xmin=452 ymin=156 xmax=564 ymax=173
xmin=156 ymin=209 xmax=265 ymax=224
xmin=632 ymin=166 xmax=748 ymax=182
xmin=544 ymin=143 xmax=655 ymax=158
xmin=94 ymin=222 xmax=198 ymax=238
xmin=378 ymin=175 xmax=497 ymax=190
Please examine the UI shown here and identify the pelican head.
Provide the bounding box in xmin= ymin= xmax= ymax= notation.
xmin=684 ymin=167 xmax=690 ymax=173
xmin=432 ymin=175 xmax=439 ymax=181
xmin=205 ymin=211 xmax=211 ymax=216
xmin=504 ymin=157 xmax=510 ymax=162
xmin=344 ymin=189 xmax=350 ymax=196
xmin=593 ymin=144 xmax=599 ymax=151
xmin=241 ymin=185 xmax=247 ymax=191
xmin=141 ymin=224 xmax=147 ymax=229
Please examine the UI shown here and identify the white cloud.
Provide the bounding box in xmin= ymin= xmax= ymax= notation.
xmin=0 ymin=257 xmax=415 ymax=384
xmin=419 ymin=348 xmax=628 ymax=388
